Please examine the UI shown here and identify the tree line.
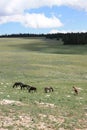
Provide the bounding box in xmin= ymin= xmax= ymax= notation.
xmin=0 ymin=32 xmax=87 ymax=45
xmin=46 ymin=32 xmax=87 ymax=45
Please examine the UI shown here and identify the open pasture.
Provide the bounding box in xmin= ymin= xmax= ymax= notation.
xmin=0 ymin=37 xmax=87 ymax=130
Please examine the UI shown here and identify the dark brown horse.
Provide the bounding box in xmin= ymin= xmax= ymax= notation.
xmin=20 ymin=84 xmax=31 ymax=90
xmin=13 ymin=82 xmax=30 ymax=90
xmin=44 ymin=87 xmax=54 ymax=93
xmin=13 ymin=82 xmax=23 ymax=88
xmin=28 ymin=86 xmax=37 ymax=93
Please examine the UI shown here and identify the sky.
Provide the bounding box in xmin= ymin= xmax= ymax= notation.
xmin=0 ymin=0 xmax=87 ymax=35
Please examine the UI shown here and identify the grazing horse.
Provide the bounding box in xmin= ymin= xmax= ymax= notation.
xmin=21 ymin=84 xmax=30 ymax=90
xmin=13 ymin=82 xmax=23 ymax=88
xmin=28 ymin=86 xmax=37 ymax=93
xmin=44 ymin=87 xmax=54 ymax=93
xmin=73 ymin=86 xmax=78 ymax=95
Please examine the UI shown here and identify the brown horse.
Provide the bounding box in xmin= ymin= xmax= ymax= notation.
xmin=73 ymin=86 xmax=78 ymax=95
xmin=13 ymin=82 xmax=23 ymax=88
xmin=28 ymin=86 xmax=37 ymax=93
xmin=21 ymin=84 xmax=31 ymax=90
xmin=44 ymin=87 xmax=54 ymax=93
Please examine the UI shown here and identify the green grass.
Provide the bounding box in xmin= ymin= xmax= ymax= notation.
xmin=0 ymin=37 xmax=87 ymax=130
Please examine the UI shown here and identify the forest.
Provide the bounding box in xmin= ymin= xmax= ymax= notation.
xmin=0 ymin=32 xmax=87 ymax=45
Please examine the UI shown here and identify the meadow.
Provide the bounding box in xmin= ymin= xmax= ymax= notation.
xmin=0 ymin=37 xmax=87 ymax=130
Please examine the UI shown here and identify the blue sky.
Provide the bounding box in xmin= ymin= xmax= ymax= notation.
xmin=0 ymin=0 xmax=87 ymax=35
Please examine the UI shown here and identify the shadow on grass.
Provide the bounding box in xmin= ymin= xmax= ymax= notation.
xmin=10 ymin=38 xmax=87 ymax=55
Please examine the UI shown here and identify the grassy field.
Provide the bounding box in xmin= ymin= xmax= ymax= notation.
xmin=0 ymin=37 xmax=87 ymax=130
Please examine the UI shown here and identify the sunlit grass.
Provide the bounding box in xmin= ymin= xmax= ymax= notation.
xmin=0 ymin=37 xmax=87 ymax=129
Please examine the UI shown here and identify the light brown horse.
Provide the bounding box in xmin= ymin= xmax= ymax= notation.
xmin=73 ymin=86 xmax=78 ymax=95
xmin=44 ymin=87 xmax=54 ymax=93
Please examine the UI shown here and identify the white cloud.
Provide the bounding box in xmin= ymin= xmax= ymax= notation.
xmin=0 ymin=0 xmax=64 ymax=28
xmin=22 ymin=13 xmax=63 ymax=28
xmin=49 ymin=29 xmax=61 ymax=34
xmin=0 ymin=0 xmax=87 ymax=15
xmin=49 ymin=29 xmax=87 ymax=34
xmin=49 ymin=29 xmax=70 ymax=34
xmin=0 ymin=0 xmax=87 ymax=29
xmin=0 ymin=13 xmax=63 ymax=28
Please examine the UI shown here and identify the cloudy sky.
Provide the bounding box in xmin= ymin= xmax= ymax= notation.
xmin=0 ymin=0 xmax=87 ymax=34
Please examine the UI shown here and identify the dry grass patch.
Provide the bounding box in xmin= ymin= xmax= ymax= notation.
xmin=34 ymin=101 xmax=56 ymax=108
xmin=0 ymin=99 xmax=25 ymax=106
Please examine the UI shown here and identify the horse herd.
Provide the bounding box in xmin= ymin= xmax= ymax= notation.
xmin=13 ymin=82 xmax=79 ymax=95
xmin=13 ymin=82 xmax=54 ymax=93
